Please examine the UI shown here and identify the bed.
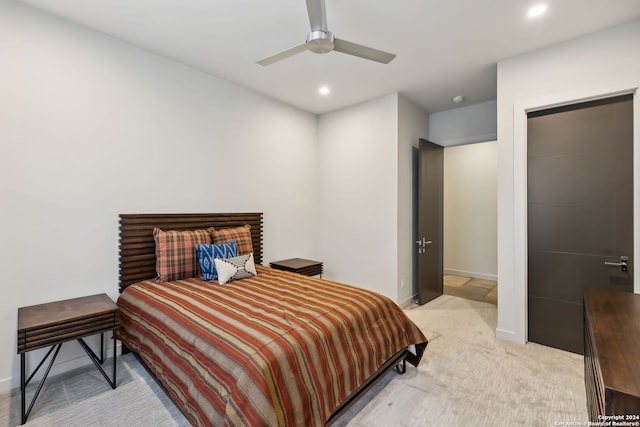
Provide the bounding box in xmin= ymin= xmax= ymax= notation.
xmin=117 ymin=213 xmax=428 ymax=426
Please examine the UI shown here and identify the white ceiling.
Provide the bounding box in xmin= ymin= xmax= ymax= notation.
xmin=18 ymin=0 xmax=640 ymax=115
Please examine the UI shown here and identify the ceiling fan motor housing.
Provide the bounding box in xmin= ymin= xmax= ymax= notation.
xmin=307 ymin=30 xmax=335 ymax=53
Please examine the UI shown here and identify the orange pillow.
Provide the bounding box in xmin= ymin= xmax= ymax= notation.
xmin=208 ymin=225 xmax=253 ymax=255
xmin=153 ymin=228 xmax=211 ymax=281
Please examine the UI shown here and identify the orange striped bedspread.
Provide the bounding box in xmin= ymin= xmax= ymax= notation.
xmin=117 ymin=265 xmax=427 ymax=426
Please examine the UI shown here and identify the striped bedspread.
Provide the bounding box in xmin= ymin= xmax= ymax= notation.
xmin=117 ymin=266 xmax=428 ymax=427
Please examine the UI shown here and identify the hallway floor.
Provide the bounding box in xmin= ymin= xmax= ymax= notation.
xmin=443 ymin=275 xmax=497 ymax=305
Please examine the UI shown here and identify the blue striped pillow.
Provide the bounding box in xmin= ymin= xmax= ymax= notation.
xmin=195 ymin=241 xmax=238 ymax=281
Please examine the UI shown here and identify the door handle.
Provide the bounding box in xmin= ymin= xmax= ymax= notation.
xmin=415 ymin=238 xmax=433 ymax=253
xmin=604 ymin=256 xmax=628 ymax=272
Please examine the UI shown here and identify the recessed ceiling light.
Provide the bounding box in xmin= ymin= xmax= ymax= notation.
xmin=527 ymin=4 xmax=548 ymax=18
xmin=318 ymin=86 xmax=330 ymax=96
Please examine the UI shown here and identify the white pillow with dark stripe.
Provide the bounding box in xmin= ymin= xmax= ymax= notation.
xmin=214 ymin=253 xmax=257 ymax=284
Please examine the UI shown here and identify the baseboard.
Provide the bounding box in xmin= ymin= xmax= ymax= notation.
xmin=0 ymin=376 xmax=11 ymax=395
xmin=399 ymin=295 xmax=417 ymax=309
xmin=444 ymin=268 xmax=497 ymax=282
xmin=0 ymin=341 xmax=121 ymax=394
xmin=495 ymin=328 xmax=516 ymax=342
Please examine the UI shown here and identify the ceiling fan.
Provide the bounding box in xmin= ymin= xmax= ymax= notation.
xmin=257 ymin=0 xmax=396 ymax=66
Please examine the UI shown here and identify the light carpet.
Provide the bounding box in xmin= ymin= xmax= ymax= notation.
xmin=337 ymin=295 xmax=587 ymax=426
xmin=0 ymin=295 xmax=587 ymax=427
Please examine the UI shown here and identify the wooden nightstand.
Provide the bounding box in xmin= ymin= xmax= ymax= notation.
xmin=270 ymin=258 xmax=323 ymax=277
xmin=17 ymin=293 xmax=119 ymax=424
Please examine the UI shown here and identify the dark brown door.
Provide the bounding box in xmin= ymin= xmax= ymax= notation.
xmin=417 ymin=138 xmax=444 ymax=305
xmin=527 ymin=95 xmax=633 ymax=354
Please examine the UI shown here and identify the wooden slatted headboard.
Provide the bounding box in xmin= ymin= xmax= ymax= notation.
xmin=118 ymin=213 xmax=263 ymax=292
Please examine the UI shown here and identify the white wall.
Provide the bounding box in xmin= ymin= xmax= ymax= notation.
xmin=443 ymin=142 xmax=497 ymax=280
xmin=317 ymin=94 xmax=428 ymax=304
xmin=429 ymin=100 xmax=497 ymax=146
xmin=398 ymin=96 xmax=429 ymax=304
xmin=497 ymin=20 xmax=640 ymax=343
xmin=317 ymin=94 xmax=399 ymax=300
xmin=0 ymin=1 xmax=318 ymax=392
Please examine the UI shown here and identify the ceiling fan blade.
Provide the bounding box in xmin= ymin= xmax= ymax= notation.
xmin=333 ymin=38 xmax=396 ymax=64
xmin=257 ymin=43 xmax=308 ymax=66
xmin=306 ymin=0 xmax=328 ymax=32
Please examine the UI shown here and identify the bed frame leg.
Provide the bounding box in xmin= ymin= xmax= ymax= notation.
xmin=122 ymin=345 xmax=131 ymax=355
xmin=395 ymin=359 xmax=407 ymax=375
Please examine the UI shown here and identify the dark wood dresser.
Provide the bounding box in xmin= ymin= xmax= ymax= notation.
xmin=583 ymin=288 xmax=640 ymax=421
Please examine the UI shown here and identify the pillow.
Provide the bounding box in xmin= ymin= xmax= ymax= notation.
xmin=209 ymin=225 xmax=253 ymax=255
xmin=195 ymin=241 xmax=238 ymax=281
xmin=214 ymin=253 xmax=257 ymax=285
xmin=153 ymin=228 xmax=211 ymax=282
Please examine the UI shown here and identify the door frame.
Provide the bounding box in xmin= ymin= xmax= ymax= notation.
xmin=504 ymin=83 xmax=640 ymax=345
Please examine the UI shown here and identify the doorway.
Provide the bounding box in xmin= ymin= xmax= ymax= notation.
xmin=527 ymin=94 xmax=634 ymax=354
xmin=442 ymin=141 xmax=498 ymax=304
xmin=417 ymin=139 xmax=498 ymax=305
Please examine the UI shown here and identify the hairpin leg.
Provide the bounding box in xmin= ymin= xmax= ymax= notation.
xmin=395 ymin=358 xmax=407 ymax=374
